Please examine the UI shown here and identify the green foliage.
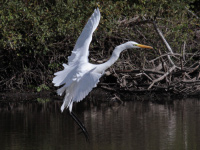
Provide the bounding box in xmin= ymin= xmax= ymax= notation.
xmin=0 ymin=0 xmax=199 ymax=90
xmin=36 ymin=84 xmax=49 ymax=92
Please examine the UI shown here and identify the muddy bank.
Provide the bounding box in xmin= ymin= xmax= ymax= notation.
xmin=1 ymin=87 xmax=199 ymax=104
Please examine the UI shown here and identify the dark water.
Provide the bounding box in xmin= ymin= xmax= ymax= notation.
xmin=0 ymin=98 xmax=200 ymax=150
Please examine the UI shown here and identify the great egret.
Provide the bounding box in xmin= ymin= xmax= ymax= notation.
xmin=52 ymin=8 xmax=153 ymax=139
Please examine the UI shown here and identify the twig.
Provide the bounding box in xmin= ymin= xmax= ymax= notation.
xmin=115 ymin=69 xmax=164 ymax=75
xmin=111 ymin=94 xmax=123 ymax=103
xmin=136 ymin=73 xmax=153 ymax=81
xmin=118 ymin=16 xmax=139 ymax=25
xmin=148 ymin=65 xmax=176 ymax=89
xmin=149 ymin=53 xmax=182 ymax=63
xmin=184 ymin=50 xmax=200 ymax=67
xmin=181 ymin=80 xmax=200 ymax=84
xmin=100 ymin=86 xmax=116 ymax=92
xmin=119 ymin=18 xmax=151 ymax=26
xmin=182 ymin=41 xmax=186 ymax=62
xmin=185 ymin=7 xmax=199 ymax=20
xmin=188 ymin=62 xmax=200 ymax=74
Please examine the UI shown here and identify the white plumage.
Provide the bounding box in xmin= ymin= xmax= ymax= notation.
xmin=52 ymin=8 xmax=153 ymax=112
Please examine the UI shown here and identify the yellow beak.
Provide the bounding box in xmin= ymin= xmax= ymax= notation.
xmin=136 ymin=44 xmax=153 ymax=49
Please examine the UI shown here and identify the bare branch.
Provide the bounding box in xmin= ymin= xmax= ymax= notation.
xmin=149 ymin=53 xmax=182 ymax=63
xmin=115 ymin=69 xmax=165 ymax=75
xmin=185 ymin=7 xmax=199 ymax=20
xmin=152 ymin=21 xmax=176 ymax=66
xmin=148 ymin=65 xmax=176 ymax=89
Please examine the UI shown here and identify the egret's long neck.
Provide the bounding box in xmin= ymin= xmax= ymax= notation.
xmin=96 ymin=44 xmax=127 ymax=73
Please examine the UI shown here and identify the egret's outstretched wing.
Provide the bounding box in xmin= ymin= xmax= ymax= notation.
xmin=60 ymin=70 xmax=102 ymax=112
xmin=68 ymin=8 xmax=100 ymax=65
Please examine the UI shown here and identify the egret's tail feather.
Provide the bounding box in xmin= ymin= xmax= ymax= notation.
xmin=61 ymin=98 xmax=72 ymax=112
xmin=61 ymin=96 xmax=73 ymax=112
xmin=61 ymin=92 xmax=73 ymax=112
xmin=60 ymin=82 xmax=76 ymax=112
xmin=61 ymin=99 xmax=66 ymax=112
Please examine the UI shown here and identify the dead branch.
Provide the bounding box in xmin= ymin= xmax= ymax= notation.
xmin=149 ymin=53 xmax=182 ymax=63
xmin=152 ymin=21 xmax=174 ymax=53
xmin=136 ymin=73 xmax=153 ymax=81
xmin=188 ymin=62 xmax=200 ymax=74
xmin=100 ymin=86 xmax=116 ymax=92
xmin=182 ymin=41 xmax=186 ymax=61
xmin=185 ymin=7 xmax=199 ymax=20
xmin=148 ymin=65 xmax=176 ymax=89
xmin=152 ymin=21 xmax=177 ymax=67
xmin=115 ymin=69 xmax=164 ymax=75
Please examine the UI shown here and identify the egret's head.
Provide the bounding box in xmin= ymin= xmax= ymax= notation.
xmin=125 ymin=41 xmax=153 ymax=49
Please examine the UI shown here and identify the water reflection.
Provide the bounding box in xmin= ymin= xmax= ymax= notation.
xmin=0 ymin=98 xmax=200 ymax=150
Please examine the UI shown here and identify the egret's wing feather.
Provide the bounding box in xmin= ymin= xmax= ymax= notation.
xmin=52 ymin=64 xmax=77 ymax=87
xmin=73 ymin=70 xmax=102 ymax=102
xmin=68 ymin=8 xmax=100 ymax=65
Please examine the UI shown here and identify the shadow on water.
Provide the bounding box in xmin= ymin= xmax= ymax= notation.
xmin=0 ymin=97 xmax=200 ymax=150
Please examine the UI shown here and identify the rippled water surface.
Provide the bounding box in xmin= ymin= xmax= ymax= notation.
xmin=0 ymin=98 xmax=200 ymax=150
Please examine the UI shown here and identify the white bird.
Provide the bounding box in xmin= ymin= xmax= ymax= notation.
xmin=52 ymin=8 xmax=153 ymax=113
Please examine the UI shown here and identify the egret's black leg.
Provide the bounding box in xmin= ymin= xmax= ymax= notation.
xmin=69 ymin=111 xmax=89 ymax=141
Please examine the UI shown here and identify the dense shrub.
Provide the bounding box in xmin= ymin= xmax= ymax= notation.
xmin=0 ymin=0 xmax=199 ymax=91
